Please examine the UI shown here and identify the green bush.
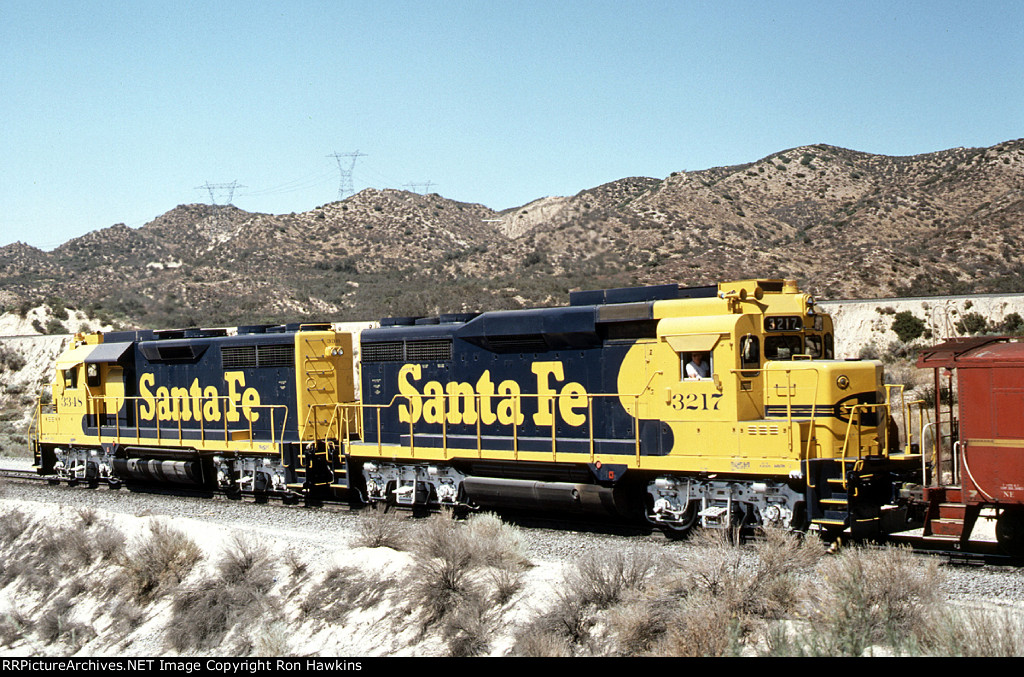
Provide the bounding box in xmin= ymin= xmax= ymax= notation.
xmin=1001 ymin=312 xmax=1024 ymax=335
xmin=955 ymin=312 xmax=989 ymax=335
xmin=891 ymin=312 xmax=925 ymax=342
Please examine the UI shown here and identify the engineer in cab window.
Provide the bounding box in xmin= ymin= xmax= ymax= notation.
xmin=685 ymin=352 xmax=711 ymax=380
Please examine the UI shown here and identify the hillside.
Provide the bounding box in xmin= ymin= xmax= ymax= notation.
xmin=1 ymin=139 xmax=1022 ymax=328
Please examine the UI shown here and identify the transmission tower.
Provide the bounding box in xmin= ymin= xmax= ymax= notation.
xmin=403 ymin=181 xmax=435 ymax=195
xmin=327 ymin=151 xmax=367 ymax=200
xmin=195 ymin=181 xmax=246 ymax=205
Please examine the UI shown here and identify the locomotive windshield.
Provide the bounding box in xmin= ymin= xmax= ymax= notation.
xmin=765 ymin=335 xmax=803 ymax=360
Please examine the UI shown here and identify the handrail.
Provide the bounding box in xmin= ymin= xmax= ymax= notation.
xmin=74 ymin=391 xmax=291 ymax=450
xmin=313 ymin=389 xmax=664 ymax=462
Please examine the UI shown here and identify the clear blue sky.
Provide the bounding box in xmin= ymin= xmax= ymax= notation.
xmin=2 ymin=0 xmax=1021 ymax=250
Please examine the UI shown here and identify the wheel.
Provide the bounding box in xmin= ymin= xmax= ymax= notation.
xmin=658 ymin=501 xmax=699 ymax=539
xmin=996 ymin=507 xmax=1024 ymax=558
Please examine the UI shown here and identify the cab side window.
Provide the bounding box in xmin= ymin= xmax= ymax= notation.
xmin=63 ymin=368 xmax=79 ymax=389
xmin=87 ymin=363 xmax=100 ymax=388
xmin=740 ymin=336 xmax=760 ymax=372
xmin=681 ymin=352 xmax=712 ymax=380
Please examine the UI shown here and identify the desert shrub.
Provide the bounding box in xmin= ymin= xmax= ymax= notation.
xmin=217 ymin=534 xmax=276 ymax=592
xmin=564 ymin=547 xmax=658 ymax=609
xmin=44 ymin=318 xmax=66 ymax=335
xmin=354 ymin=505 xmax=408 ymax=550
xmin=487 ymin=565 xmax=524 ymax=606
xmin=440 ymin=596 xmax=496 ymax=657
xmin=168 ymin=535 xmax=283 ymax=652
xmin=120 ymin=521 xmax=203 ymax=602
xmin=464 ymin=512 xmax=530 ymax=571
xmin=107 ymin=598 xmax=147 ymax=636
xmin=250 ymin=620 xmax=293 ymax=657
xmin=37 ymin=597 xmax=95 ymax=649
xmin=0 ymin=608 xmax=30 ymax=647
xmin=858 ymin=343 xmax=880 ymax=360
xmin=0 ymin=509 xmax=31 ymax=544
xmin=93 ymin=524 xmax=126 ymax=562
xmin=955 ymin=312 xmax=990 ymax=335
xmin=299 ymin=565 xmax=395 ymax=621
xmin=512 ymin=625 xmax=573 ymax=657
xmin=0 ymin=346 xmax=26 ymax=373
xmin=803 ymin=545 xmax=941 ymax=656
xmin=168 ymin=579 xmax=267 ymax=651
xmin=76 ymin=507 xmax=99 ymax=527
xmin=891 ymin=311 xmax=926 ymax=342
xmin=1000 ymin=312 xmax=1024 ymax=335
xmin=283 ymin=550 xmax=308 ymax=580
xmin=654 ymin=596 xmax=741 ymax=657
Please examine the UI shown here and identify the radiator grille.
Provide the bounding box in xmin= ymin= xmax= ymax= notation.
xmin=222 ymin=345 xmax=257 ymax=369
xmin=257 ymin=344 xmax=293 ymax=367
xmin=405 ymin=339 xmax=452 ymax=362
xmin=362 ymin=341 xmax=405 ymax=362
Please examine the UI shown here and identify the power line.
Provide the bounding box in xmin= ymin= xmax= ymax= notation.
xmin=403 ymin=181 xmax=436 ymax=195
xmin=194 ymin=181 xmax=246 ymax=205
xmin=327 ymin=150 xmax=367 ymax=200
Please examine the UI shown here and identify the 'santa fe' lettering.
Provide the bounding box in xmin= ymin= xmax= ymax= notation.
xmin=139 ymin=371 xmax=262 ymax=423
xmin=397 ymin=361 xmax=588 ymax=427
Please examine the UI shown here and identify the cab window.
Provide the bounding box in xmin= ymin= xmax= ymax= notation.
xmin=740 ymin=336 xmax=760 ymax=371
xmin=765 ymin=335 xmax=803 ymax=360
xmin=87 ymin=363 xmax=100 ymax=388
xmin=681 ymin=352 xmax=712 ymax=380
xmin=63 ymin=368 xmax=79 ymax=389
xmin=805 ymin=335 xmax=822 ymax=358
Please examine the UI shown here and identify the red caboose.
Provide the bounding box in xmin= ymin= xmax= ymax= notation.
xmin=917 ymin=336 xmax=1024 ymax=555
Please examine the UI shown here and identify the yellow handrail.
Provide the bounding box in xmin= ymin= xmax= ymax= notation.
xmin=76 ymin=391 xmax=291 ymax=451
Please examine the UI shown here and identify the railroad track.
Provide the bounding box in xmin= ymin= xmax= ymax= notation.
xmin=4 ymin=464 xmax=1024 ymax=567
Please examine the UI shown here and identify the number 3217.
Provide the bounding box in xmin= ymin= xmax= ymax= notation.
xmin=671 ymin=393 xmax=722 ymax=411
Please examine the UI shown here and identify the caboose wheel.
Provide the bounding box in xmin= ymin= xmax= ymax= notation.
xmin=996 ymin=508 xmax=1024 ymax=558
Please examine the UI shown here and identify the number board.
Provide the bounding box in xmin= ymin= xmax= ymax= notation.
xmin=764 ymin=316 xmax=803 ymax=332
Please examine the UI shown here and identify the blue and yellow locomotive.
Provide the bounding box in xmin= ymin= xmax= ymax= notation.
xmin=31 ymin=279 xmax=917 ymax=535
xmin=32 ymin=324 xmax=357 ymax=495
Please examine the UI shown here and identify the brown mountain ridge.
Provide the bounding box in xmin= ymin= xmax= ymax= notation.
xmin=2 ymin=139 xmax=1022 ymax=328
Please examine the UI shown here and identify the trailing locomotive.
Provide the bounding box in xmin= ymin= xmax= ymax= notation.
xmin=32 ymin=324 xmax=357 ymax=496
xmin=31 ymin=279 xmax=920 ymax=537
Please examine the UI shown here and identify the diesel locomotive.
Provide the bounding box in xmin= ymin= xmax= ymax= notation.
xmin=31 ymin=279 xmax=922 ymax=537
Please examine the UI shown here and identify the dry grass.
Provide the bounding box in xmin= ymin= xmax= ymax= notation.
xmin=921 ymin=605 xmax=1024 ymax=656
